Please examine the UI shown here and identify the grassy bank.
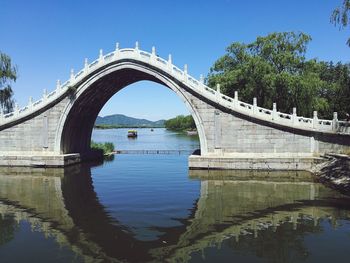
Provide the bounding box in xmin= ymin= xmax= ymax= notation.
xmin=91 ymin=141 xmax=115 ymax=155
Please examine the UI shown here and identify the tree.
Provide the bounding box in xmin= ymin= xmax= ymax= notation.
xmin=0 ymin=52 xmax=17 ymax=114
xmin=207 ymin=32 xmax=326 ymax=117
xmin=318 ymin=62 xmax=350 ymax=118
xmin=207 ymin=32 xmax=350 ymax=119
xmin=331 ymin=0 xmax=350 ymax=46
xmin=164 ymin=115 xmax=196 ymax=131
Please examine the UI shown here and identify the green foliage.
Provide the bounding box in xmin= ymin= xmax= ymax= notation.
xmin=317 ymin=62 xmax=350 ymax=118
xmin=165 ymin=115 xmax=196 ymax=131
xmin=91 ymin=141 xmax=115 ymax=155
xmin=0 ymin=52 xmax=17 ymax=114
xmin=331 ymin=0 xmax=350 ymax=46
xmin=207 ymin=32 xmax=350 ymax=119
xmin=0 ymin=214 xmax=18 ymax=246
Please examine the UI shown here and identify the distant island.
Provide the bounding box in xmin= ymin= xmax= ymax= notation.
xmin=94 ymin=114 xmax=165 ymax=129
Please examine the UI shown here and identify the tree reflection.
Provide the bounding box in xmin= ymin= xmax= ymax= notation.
xmin=0 ymin=213 xmax=18 ymax=246
xmin=229 ymin=219 xmax=322 ymax=263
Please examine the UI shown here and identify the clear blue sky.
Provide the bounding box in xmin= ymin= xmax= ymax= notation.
xmin=1 ymin=0 xmax=349 ymax=120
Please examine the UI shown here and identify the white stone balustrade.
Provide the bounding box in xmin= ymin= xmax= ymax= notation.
xmin=0 ymin=43 xmax=348 ymax=135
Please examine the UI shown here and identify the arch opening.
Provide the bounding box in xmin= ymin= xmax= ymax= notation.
xmin=57 ymin=62 xmax=207 ymax=157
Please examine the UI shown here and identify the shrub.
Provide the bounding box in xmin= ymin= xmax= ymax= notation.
xmin=91 ymin=141 xmax=115 ymax=155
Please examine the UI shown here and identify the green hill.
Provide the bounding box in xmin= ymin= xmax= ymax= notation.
xmin=95 ymin=114 xmax=165 ymax=128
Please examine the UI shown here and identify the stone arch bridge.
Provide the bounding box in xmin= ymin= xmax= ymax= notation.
xmin=0 ymin=42 xmax=349 ymax=169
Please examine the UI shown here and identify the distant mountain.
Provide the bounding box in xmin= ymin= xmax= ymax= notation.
xmin=95 ymin=114 xmax=165 ymax=127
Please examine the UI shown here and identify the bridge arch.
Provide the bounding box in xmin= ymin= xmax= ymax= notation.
xmin=55 ymin=60 xmax=207 ymax=155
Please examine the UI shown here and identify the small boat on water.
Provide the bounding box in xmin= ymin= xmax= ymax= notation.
xmin=151 ymin=128 xmax=154 ymax=132
xmin=127 ymin=130 xmax=138 ymax=138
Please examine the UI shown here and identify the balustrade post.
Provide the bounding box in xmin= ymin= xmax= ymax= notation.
xmin=168 ymin=54 xmax=172 ymax=64
xmin=135 ymin=41 xmax=140 ymax=58
xmin=183 ymin=64 xmax=188 ymax=82
xmin=14 ymin=103 xmax=19 ymax=116
xmin=167 ymin=54 xmax=172 ymax=72
xmin=43 ymin=89 xmax=48 ymax=101
xmin=332 ymin=112 xmax=338 ymax=131
xmin=292 ymin=107 xmax=297 ymax=125
xmin=56 ymin=79 xmax=61 ymax=90
xmin=234 ymin=91 xmax=238 ymax=108
xmin=0 ymin=108 xmax=3 ymax=121
xmin=272 ymin=103 xmax=277 ymax=121
xmin=253 ymin=97 xmax=257 ymax=114
xmin=199 ymin=74 xmax=204 ymax=84
xmin=216 ymin=84 xmax=221 ymax=102
xmin=151 ymin=46 xmax=156 ymax=63
xmin=114 ymin=42 xmax=120 ymax=58
xmin=70 ymin=69 xmax=74 ymax=83
xmin=313 ymin=111 xmax=319 ymax=129
xmin=28 ymin=96 xmax=33 ymax=110
xmin=84 ymin=58 xmax=89 ymax=73
xmin=216 ymin=84 xmax=221 ymax=93
xmin=99 ymin=49 xmax=104 ymax=63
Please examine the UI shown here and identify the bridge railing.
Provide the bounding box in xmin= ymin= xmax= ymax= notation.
xmin=0 ymin=43 xmax=349 ymax=135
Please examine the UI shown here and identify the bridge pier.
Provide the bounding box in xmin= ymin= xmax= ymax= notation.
xmin=0 ymin=151 xmax=102 ymax=167
xmin=0 ymin=154 xmax=79 ymax=167
xmin=188 ymin=154 xmax=325 ymax=171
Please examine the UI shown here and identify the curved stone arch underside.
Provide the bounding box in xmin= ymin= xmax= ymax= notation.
xmin=56 ymin=60 xmax=208 ymax=155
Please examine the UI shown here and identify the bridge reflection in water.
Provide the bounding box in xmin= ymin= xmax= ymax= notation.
xmin=0 ymin=165 xmax=349 ymax=262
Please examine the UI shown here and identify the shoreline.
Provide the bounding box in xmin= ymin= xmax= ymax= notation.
xmin=313 ymin=154 xmax=350 ymax=195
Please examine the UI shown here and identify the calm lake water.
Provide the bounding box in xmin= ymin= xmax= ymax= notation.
xmin=1 ymin=128 xmax=350 ymax=263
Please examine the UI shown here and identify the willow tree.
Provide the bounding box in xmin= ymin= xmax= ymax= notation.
xmin=207 ymin=32 xmax=326 ymax=117
xmin=331 ymin=0 xmax=350 ymax=46
xmin=0 ymin=52 xmax=17 ymax=114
